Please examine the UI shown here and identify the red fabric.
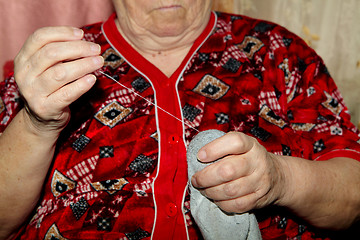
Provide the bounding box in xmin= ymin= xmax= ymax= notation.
xmin=2 ymin=61 xmax=14 ymax=80
xmin=102 ymin=12 xmax=217 ymax=240
xmin=1 ymin=11 xmax=360 ymax=240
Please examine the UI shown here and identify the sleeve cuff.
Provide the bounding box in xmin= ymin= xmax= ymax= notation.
xmin=315 ymin=149 xmax=360 ymax=161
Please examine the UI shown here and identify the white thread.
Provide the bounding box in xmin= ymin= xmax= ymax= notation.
xmin=99 ymin=71 xmax=199 ymax=133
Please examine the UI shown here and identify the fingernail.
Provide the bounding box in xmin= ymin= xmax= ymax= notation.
xmin=197 ymin=150 xmax=207 ymax=161
xmin=73 ymin=28 xmax=83 ymax=37
xmin=93 ymin=56 xmax=104 ymax=65
xmin=91 ymin=44 xmax=101 ymax=53
xmin=86 ymin=75 xmax=96 ymax=84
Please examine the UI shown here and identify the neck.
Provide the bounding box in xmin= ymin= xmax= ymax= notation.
xmin=114 ymin=13 xmax=211 ymax=77
xmin=114 ymin=18 xmax=195 ymax=56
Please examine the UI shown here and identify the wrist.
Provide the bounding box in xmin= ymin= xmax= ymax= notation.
xmin=21 ymin=108 xmax=67 ymax=139
xmin=270 ymin=154 xmax=295 ymax=207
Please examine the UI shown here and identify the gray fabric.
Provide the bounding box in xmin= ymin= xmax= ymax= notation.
xmin=187 ymin=129 xmax=262 ymax=240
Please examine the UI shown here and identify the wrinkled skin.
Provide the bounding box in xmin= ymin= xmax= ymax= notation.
xmin=14 ymin=26 xmax=104 ymax=134
xmin=191 ymin=131 xmax=285 ymax=214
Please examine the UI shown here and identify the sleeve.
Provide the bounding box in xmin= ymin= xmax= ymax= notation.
xmin=0 ymin=68 xmax=22 ymax=133
xmin=266 ymin=24 xmax=360 ymax=162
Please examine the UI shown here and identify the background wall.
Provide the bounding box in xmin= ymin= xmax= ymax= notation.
xmin=1 ymin=0 xmax=359 ymax=127
xmin=0 ymin=0 xmax=114 ymax=78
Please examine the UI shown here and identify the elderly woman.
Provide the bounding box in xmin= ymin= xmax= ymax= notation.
xmin=0 ymin=0 xmax=360 ymax=239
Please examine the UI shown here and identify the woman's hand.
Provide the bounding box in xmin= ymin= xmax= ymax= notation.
xmin=191 ymin=131 xmax=286 ymax=214
xmin=14 ymin=26 xmax=104 ymax=134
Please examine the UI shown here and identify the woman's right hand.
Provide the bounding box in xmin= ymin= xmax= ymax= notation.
xmin=14 ymin=26 xmax=104 ymax=134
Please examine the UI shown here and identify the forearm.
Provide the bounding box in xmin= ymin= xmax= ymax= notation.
xmin=0 ymin=109 xmax=60 ymax=239
xmin=275 ymin=155 xmax=360 ymax=229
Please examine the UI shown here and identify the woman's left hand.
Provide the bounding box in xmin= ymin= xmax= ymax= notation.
xmin=191 ymin=131 xmax=286 ymax=213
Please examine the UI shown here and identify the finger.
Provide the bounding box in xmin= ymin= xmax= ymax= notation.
xmin=200 ymin=174 xmax=256 ymax=201
xmin=39 ymin=55 xmax=104 ymax=94
xmin=215 ymin=192 xmax=258 ymax=214
xmin=47 ymin=74 xmax=97 ymax=113
xmin=21 ymin=74 xmax=97 ymax=127
xmin=192 ymin=155 xmax=252 ymax=188
xmin=29 ymin=40 xmax=101 ymax=75
xmin=16 ymin=26 xmax=84 ymax=63
xmin=197 ymin=131 xmax=255 ymax=163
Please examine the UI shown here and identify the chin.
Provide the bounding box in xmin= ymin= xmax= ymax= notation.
xmin=149 ymin=9 xmax=190 ymax=35
xmin=151 ymin=22 xmax=189 ymax=37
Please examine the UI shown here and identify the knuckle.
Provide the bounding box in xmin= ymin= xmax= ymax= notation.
xmin=31 ymin=27 xmax=49 ymax=44
xmin=228 ymin=132 xmax=246 ymax=149
xmin=42 ymin=44 xmax=59 ymax=59
xmin=217 ymin=161 xmax=236 ymax=182
xmin=223 ymin=182 xmax=237 ymax=198
xmin=50 ymin=65 xmax=66 ymax=81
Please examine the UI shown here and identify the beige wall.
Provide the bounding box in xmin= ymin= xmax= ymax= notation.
xmin=213 ymin=0 xmax=360 ymax=128
xmin=0 ymin=0 xmax=114 ymax=78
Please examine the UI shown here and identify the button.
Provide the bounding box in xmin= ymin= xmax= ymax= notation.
xmin=166 ymin=203 xmax=178 ymax=217
xmin=168 ymin=135 xmax=180 ymax=144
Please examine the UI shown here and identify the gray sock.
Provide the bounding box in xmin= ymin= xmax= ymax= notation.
xmin=187 ymin=129 xmax=262 ymax=240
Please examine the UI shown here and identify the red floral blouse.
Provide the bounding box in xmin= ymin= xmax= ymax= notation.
xmin=1 ymin=11 xmax=360 ymax=240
